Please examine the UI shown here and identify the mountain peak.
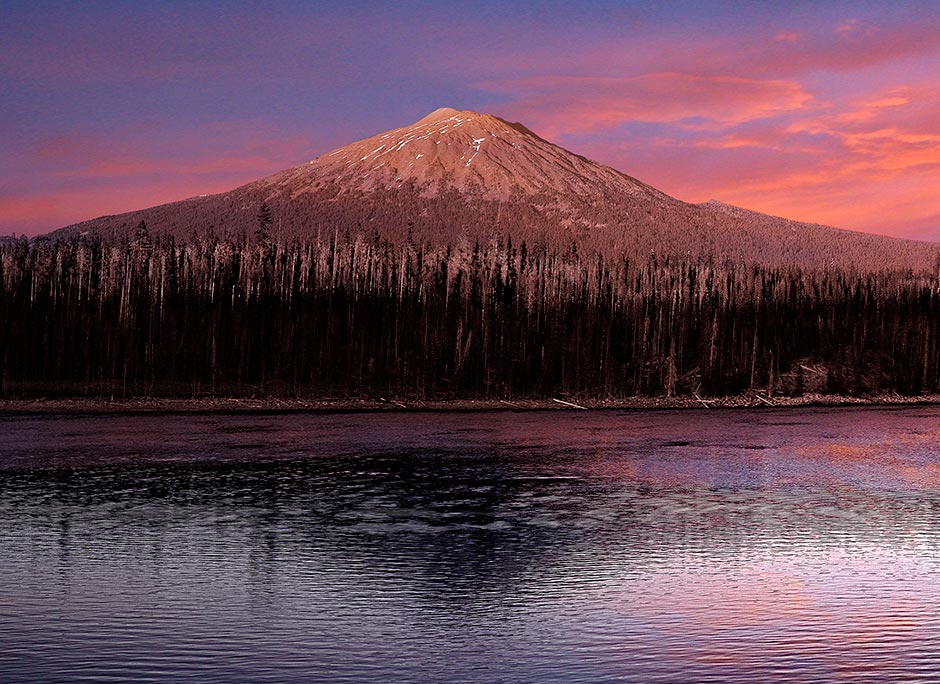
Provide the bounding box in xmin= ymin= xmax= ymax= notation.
xmin=267 ymin=107 xmax=656 ymax=202
xmin=417 ymin=106 xmax=464 ymax=122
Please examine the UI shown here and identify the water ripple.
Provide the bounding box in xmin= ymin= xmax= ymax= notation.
xmin=2 ymin=407 xmax=940 ymax=682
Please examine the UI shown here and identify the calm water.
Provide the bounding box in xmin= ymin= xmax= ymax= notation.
xmin=2 ymin=407 xmax=940 ymax=683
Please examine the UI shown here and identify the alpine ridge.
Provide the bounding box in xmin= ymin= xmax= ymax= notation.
xmin=55 ymin=107 xmax=939 ymax=272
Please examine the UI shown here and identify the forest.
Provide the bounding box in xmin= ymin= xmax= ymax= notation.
xmin=2 ymin=227 xmax=940 ymax=400
xmin=57 ymin=182 xmax=940 ymax=274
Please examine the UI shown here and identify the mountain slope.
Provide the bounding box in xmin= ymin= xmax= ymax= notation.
xmin=53 ymin=107 xmax=939 ymax=273
xmin=268 ymin=107 xmax=667 ymax=201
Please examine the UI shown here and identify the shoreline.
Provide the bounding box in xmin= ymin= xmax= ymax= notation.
xmin=1 ymin=392 xmax=939 ymax=415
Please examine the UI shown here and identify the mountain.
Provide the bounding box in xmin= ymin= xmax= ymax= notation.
xmin=13 ymin=108 xmax=940 ymax=400
xmin=275 ymin=107 xmax=667 ymax=201
xmin=54 ymin=107 xmax=939 ymax=272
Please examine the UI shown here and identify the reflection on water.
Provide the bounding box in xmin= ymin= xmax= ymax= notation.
xmin=2 ymin=407 xmax=940 ymax=683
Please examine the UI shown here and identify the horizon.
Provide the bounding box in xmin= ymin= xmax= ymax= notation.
xmin=3 ymin=1 xmax=940 ymax=241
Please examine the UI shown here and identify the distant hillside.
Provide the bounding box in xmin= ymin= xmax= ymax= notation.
xmin=53 ymin=108 xmax=939 ymax=274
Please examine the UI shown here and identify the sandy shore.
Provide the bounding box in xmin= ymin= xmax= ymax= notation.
xmin=1 ymin=393 xmax=939 ymax=414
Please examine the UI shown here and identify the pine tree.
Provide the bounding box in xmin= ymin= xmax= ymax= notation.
xmin=256 ymin=202 xmax=273 ymax=242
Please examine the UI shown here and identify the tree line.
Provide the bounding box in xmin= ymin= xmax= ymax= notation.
xmin=2 ymin=229 xmax=940 ymax=399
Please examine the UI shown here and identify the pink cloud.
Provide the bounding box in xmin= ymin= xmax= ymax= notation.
xmin=502 ymin=78 xmax=940 ymax=240
xmin=836 ymin=18 xmax=860 ymax=34
xmin=1 ymin=120 xmax=327 ymax=235
xmin=481 ymin=73 xmax=814 ymax=137
xmin=836 ymin=17 xmax=880 ymax=37
xmin=786 ymin=84 xmax=940 ymax=174
xmin=0 ymin=179 xmax=242 ymax=235
xmin=51 ymin=155 xmax=288 ymax=180
xmin=552 ymin=15 xmax=940 ymax=85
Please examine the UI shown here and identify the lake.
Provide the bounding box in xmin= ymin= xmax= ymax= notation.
xmin=2 ymin=407 xmax=940 ymax=683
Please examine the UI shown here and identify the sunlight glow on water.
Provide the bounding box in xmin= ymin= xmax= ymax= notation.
xmin=2 ymin=407 xmax=940 ymax=683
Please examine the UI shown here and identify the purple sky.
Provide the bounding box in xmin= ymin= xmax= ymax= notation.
xmin=3 ymin=1 xmax=940 ymax=239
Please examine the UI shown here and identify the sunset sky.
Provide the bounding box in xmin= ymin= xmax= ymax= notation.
xmin=3 ymin=0 xmax=940 ymax=239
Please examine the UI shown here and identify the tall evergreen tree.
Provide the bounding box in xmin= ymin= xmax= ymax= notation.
xmin=256 ymin=202 xmax=273 ymax=241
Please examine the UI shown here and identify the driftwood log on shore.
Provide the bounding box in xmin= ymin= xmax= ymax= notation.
xmin=1 ymin=393 xmax=939 ymax=415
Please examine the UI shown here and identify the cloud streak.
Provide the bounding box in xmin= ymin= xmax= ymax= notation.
xmin=477 ymin=56 xmax=940 ymax=239
xmin=0 ymin=118 xmax=320 ymax=235
xmin=482 ymin=73 xmax=814 ymax=136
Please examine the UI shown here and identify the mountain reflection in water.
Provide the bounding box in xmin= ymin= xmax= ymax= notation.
xmin=2 ymin=407 xmax=940 ymax=683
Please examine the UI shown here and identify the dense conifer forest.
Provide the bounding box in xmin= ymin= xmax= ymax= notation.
xmin=2 ymin=227 xmax=940 ymax=399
